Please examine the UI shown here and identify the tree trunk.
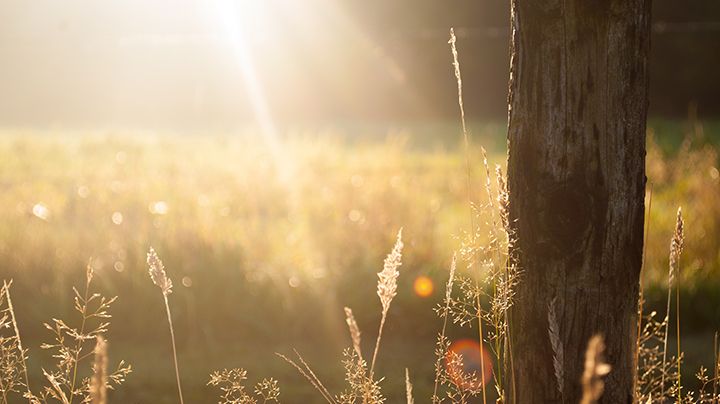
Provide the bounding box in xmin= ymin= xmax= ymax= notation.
xmin=506 ymin=1 xmax=651 ymax=403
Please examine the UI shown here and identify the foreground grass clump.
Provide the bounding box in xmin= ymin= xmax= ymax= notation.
xmin=0 ymin=268 xmax=131 ymax=404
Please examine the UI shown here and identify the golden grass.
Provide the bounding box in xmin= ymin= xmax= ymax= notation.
xmin=146 ymin=248 xmax=184 ymax=404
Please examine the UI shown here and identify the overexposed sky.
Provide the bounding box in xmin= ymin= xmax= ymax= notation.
xmin=0 ymin=0 xmax=422 ymax=131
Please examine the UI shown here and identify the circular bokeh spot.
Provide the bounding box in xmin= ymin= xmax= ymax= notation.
xmin=445 ymin=338 xmax=493 ymax=390
xmin=413 ymin=275 xmax=434 ymax=298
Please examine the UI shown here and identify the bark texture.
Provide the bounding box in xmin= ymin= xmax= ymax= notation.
xmin=506 ymin=1 xmax=651 ymax=403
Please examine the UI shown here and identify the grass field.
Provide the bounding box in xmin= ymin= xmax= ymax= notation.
xmin=1 ymin=120 xmax=719 ymax=402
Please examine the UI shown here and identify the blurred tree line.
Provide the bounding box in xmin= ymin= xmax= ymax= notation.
xmin=346 ymin=0 xmax=720 ymax=120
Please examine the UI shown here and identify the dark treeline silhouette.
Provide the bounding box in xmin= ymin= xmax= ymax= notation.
xmin=350 ymin=0 xmax=720 ymax=120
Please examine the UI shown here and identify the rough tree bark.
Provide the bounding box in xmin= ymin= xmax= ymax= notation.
xmin=506 ymin=1 xmax=651 ymax=403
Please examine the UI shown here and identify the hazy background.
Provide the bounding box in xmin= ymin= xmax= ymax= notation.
xmin=1 ymin=0 xmax=719 ymax=133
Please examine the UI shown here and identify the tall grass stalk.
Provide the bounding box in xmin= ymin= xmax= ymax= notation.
xmin=68 ymin=265 xmax=94 ymax=404
xmin=432 ymin=254 xmax=456 ymax=402
xmin=714 ymin=332 xmax=719 ymax=400
xmin=660 ymin=207 xmax=684 ymax=401
xmin=672 ymin=208 xmax=684 ymax=401
xmin=635 ymin=184 xmax=653 ymax=402
xmin=1 ymin=280 xmax=30 ymax=401
xmin=147 ymin=247 xmax=185 ymax=404
xmin=449 ymin=27 xmax=488 ymax=404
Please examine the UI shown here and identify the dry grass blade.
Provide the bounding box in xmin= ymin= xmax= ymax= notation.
xmin=90 ymin=336 xmax=107 ymax=404
xmin=370 ymin=229 xmax=403 ymax=376
xmin=344 ymin=307 xmax=362 ymax=360
xmin=146 ymin=247 xmax=184 ymax=404
xmin=548 ymin=297 xmax=563 ymax=396
xmin=580 ymin=335 xmax=611 ymax=404
xmin=276 ymin=351 xmax=336 ymax=404
xmin=42 ymin=369 xmax=70 ymax=404
xmin=405 ymin=368 xmax=414 ymax=404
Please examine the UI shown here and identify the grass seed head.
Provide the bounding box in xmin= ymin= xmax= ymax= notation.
xmin=377 ymin=229 xmax=403 ymax=313
xmin=147 ymin=247 xmax=173 ymax=296
xmin=669 ymin=207 xmax=684 ymax=286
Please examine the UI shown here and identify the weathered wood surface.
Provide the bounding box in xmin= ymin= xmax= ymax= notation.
xmin=506 ymin=1 xmax=651 ymax=403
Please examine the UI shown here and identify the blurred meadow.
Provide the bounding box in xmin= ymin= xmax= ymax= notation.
xmin=1 ymin=119 xmax=719 ymax=401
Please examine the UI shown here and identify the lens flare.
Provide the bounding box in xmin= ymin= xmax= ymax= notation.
xmin=413 ymin=275 xmax=434 ymax=298
xmin=445 ymin=338 xmax=493 ymax=390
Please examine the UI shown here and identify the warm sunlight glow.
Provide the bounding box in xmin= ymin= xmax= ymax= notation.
xmin=0 ymin=0 xmax=712 ymax=401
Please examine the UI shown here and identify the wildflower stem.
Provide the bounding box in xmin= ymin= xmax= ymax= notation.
xmin=661 ymin=283 xmax=672 ymax=400
xmin=369 ymin=312 xmax=387 ymax=378
xmin=475 ymin=289 xmax=488 ymax=404
xmin=164 ymin=294 xmax=185 ymax=404
xmin=450 ymin=27 xmax=488 ymax=404
xmin=676 ymin=283 xmax=681 ymax=402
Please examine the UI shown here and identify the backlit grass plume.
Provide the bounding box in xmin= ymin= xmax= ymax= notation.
xmin=148 ymin=247 xmax=173 ymax=296
xmin=147 ymin=247 xmax=184 ymax=404
xmin=370 ymin=229 xmax=403 ymax=376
